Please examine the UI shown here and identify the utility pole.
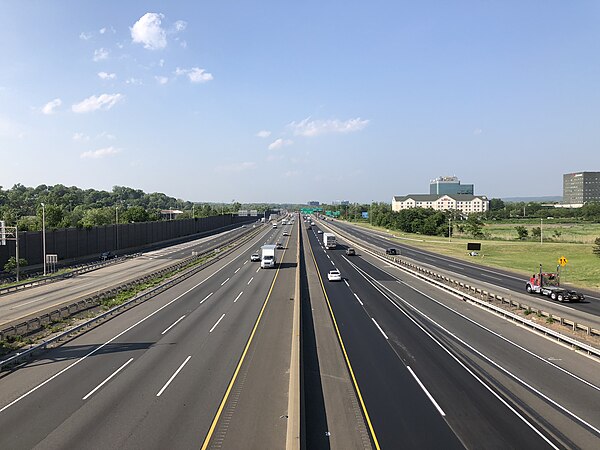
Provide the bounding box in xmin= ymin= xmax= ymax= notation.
xmin=41 ymin=203 xmax=46 ymax=276
xmin=0 ymin=222 xmax=20 ymax=282
xmin=540 ymin=218 xmax=543 ymax=245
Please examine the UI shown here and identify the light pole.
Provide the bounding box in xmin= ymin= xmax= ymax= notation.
xmin=116 ymin=206 xmax=119 ymax=250
xmin=192 ymin=203 xmax=195 ymax=219
xmin=449 ymin=217 xmax=452 ymax=242
xmin=540 ymin=218 xmax=543 ymax=245
xmin=41 ymin=202 xmax=46 ymax=276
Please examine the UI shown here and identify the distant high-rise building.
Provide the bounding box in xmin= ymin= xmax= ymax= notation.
xmin=563 ymin=172 xmax=600 ymax=206
xmin=430 ymin=176 xmax=474 ymax=195
xmin=307 ymin=201 xmax=320 ymax=206
xmin=332 ymin=200 xmax=350 ymax=206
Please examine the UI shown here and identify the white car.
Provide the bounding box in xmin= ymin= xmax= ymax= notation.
xmin=327 ymin=269 xmax=342 ymax=282
xmin=317 ymin=230 xmax=323 ymax=234
xmin=250 ymin=253 xmax=261 ymax=262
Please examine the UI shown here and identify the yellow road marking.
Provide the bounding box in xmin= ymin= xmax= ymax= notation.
xmin=306 ymin=230 xmax=381 ymax=450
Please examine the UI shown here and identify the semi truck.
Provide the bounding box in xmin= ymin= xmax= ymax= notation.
xmin=525 ymin=265 xmax=585 ymax=302
xmin=323 ymin=232 xmax=336 ymax=249
xmin=261 ymin=244 xmax=277 ymax=269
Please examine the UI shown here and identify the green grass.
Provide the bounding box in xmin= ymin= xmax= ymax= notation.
xmin=347 ymin=220 xmax=600 ymax=290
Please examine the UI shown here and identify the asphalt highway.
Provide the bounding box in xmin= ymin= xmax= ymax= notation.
xmin=0 ymin=220 xmax=296 ymax=449
xmin=0 ymin=224 xmax=256 ymax=327
xmin=306 ymin=221 xmax=600 ymax=449
xmin=327 ymin=220 xmax=600 ymax=315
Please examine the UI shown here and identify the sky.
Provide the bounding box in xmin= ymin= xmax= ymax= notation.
xmin=1 ymin=1 xmax=599 ymax=204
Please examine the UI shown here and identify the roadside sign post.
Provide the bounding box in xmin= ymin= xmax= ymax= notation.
xmin=0 ymin=223 xmax=21 ymax=282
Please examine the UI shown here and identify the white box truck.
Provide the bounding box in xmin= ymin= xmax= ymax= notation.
xmin=261 ymin=244 xmax=277 ymax=268
xmin=323 ymin=232 xmax=336 ymax=249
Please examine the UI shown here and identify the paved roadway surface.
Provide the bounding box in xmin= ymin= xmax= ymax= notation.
xmin=307 ymin=220 xmax=600 ymax=449
xmin=0 ymin=220 xmax=295 ymax=449
xmin=326 ymin=219 xmax=600 ymax=318
xmin=0 ymin=225 xmax=254 ymax=327
xmin=205 ymin=217 xmax=297 ymax=449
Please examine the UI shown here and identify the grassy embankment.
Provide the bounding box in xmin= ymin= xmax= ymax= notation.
xmin=348 ymin=221 xmax=600 ymax=290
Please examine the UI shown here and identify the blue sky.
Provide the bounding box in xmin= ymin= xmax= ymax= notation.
xmin=1 ymin=1 xmax=599 ymax=203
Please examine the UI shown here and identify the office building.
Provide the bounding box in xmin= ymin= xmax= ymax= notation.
xmin=392 ymin=194 xmax=489 ymax=214
xmin=563 ymin=172 xmax=600 ymax=207
xmin=430 ymin=176 xmax=474 ymax=195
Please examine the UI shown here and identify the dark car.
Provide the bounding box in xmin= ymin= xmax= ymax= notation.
xmin=100 ymin=251 xmax=116 ymax=261
xmin=346 ymin=248 xmax=356 ymax=256
xmin=385 ymin=248 xmax=398 ymax=255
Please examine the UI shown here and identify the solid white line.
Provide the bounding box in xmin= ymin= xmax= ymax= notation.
xmin=372 ymin=318 xmax=388 ymax=340
xmin=201 ymin=292 xmax=213 ymax=304
xmin=248 ymin=277 xmax=254 ymax=285
xmin=161 ymin=315 xmax=186 ymax=335
xmin=83 ymin=358 xmax=133 ymax=400
xmin=344 ymin=279 xmax=349 ymax=287
xmin=407 ymin=366 xmax=446 ymax=417
xmin=354 ymin=293 xmax=364 ymax=306
xmin=234 ymin=292 xmax=243 ymax=303
xmin=209 ymin=314 xmax=226 ymax=333
xmin=448 ymin=264 xmax=464 ymax=270
xmin=235 ymin=267 xmax=241 ymax=274
xmin=256 ymin=267 xmax=260 ymax=273
xmin=156 ymin=355 xmax=192 ymax=397
xmin=221 ymin=278 xmax=230 ymax=286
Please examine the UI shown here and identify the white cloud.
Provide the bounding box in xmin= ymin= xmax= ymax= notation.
xmin=188 ymin=67 xmax=213 ymax=83
xmin=285 ymin=170 xmax=300 ymax=177
xmin=125 ymin=78 xmax=142 ymax=85
xmin=266 ymin=154 xmax=284 ymax=162
xmin=72 ymin=93 xmax=123 ymax=113
xmin=131 ymin=12 xmax=167 ymax=50
xmin=155 ymin=76 xmax=169 ymax=85
xmin=175 ymin=67 xmax=214 ymax=83
xmin=80 ymin=146 xmax=120 ymax=159
xmin=473 ymin=128 xmax=483 ymax=135
xmin=98 ymin=71 xmax=116 ymax=80
xmin=173 ymin=20 xmax=187 ymax=32
xmin=215 ymin=162 xmax=256 ymax=173
xmin=268 ymin=138 xmax=293 ymax=150
xmin=93 ymin=48 xmax=109 ymax=61
xmin=179 ymin=40 xmax=188 ymax=49
xmin=99 ymin=27 xmax=107 ymax=34
xmin=288 ymin=117 xmax=369 ymax=137
xmin=72 ymin=132 xmax=90 ymax=142
xmin=41 ymin=98 xmax=62 ymax=115
xmin=159 ymin=59 xmax=165 ymax=67
xmin=79 ymin=31 xmax=92 ymax=41
xmin=256 ymin=130 xmax=271 ymax=138
xmin=97 ymin=131 xmax=116 ymax=140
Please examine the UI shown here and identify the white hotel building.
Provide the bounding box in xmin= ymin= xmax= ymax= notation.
xmin=392 ymin=194 xmax=489 ymax=215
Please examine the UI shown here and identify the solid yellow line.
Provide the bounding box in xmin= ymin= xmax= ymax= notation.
xmin=306 ymin=230 xmax=381 ymax=450
xmin=201 ymin=225 xmax=294 ymax=449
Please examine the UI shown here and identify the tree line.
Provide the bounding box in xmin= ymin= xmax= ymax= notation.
xmin=0 ymin=184 xmax=268 ymax=231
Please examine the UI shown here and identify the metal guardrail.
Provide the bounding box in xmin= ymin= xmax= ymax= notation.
xmin=0 ymin=225 xmax=266 ymax=370
xmin=323 ymin=221 xmax=600 ymax=358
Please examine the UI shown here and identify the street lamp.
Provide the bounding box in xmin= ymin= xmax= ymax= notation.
xmin=41 ymin=202 xmax=46 ymax=276
xmin=115 ymin=206 xmax=119 ymax=250
xmin=540 ymin=218 xmax=543 ymax=245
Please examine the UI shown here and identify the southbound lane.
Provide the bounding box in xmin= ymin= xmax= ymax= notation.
xmin=0 ymin=224 xmax=294 ymax=449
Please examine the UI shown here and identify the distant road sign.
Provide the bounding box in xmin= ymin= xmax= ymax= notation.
xmin=558 ymin=256 xmax=568 ymax=267
xmin=361 ymin=212 xmax=369 ymax=219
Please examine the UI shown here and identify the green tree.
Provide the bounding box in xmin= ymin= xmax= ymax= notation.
xmin=515 ymin=225 xmax=528 ymax=240
xmin=80 ymin=208 xmax=114 ymax=228
xmin=4 ymin=256 xmax=28 ymax=274
xmin=465 ymin=214 xmax=484 ymax=237
xmin=121 ymin=206 xmax=149 ymax=223
xmin=593 ymin=237 xmax=600 ymax=258
xmin=531 ymin=227 xmax=541 ymax=238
